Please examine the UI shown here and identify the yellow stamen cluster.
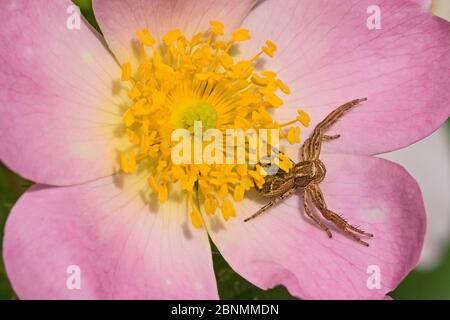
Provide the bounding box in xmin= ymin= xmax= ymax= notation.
xmin=119 ymin=22 xmax=309 ymax=228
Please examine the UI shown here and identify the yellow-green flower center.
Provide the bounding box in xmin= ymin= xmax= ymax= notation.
xmin=172 ymin=100 xmax=217 ymax=133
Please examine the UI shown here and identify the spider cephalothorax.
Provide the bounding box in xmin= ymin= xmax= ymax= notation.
xmin=245 ymin=98 xmax=374 ymax=246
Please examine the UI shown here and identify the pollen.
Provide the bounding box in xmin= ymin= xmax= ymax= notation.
xmin=233 ymin=29 xmax=251 ymax=42
xmin=136 ymin=28 xmax=155 ymax=47
xmin=118 ymin=22 xmax=310 ymax=228
xmin=221 ymin=199 xmax=236 ymax=221
xmin=297 ymin=110 xmax=311 ymax=127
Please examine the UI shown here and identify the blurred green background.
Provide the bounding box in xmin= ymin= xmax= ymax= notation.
xmin=0 ymin=0 xmax=449 ymax=300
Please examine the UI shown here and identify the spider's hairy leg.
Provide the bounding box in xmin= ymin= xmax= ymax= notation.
xmin=314 ymin=98 xmax=367 ymax=133
xmin=303 ymin=189 xmax=332 ymax=238
xmin=301 ymin=138 xmax=310 ymax=161
xmin=308 ymin=184 xmax=373 ymax=246
xmin=309 ymin=184 xmax=373 ymax=237
xmin=322 ymin=134 xmax=341 ymax=141
xmin=301 ymin=134 xmax=340 ymax=162
xmin=244 ymin=187 xmax=297 ymax=222
xmin=303 ymin=98 xmax=367 ymax=160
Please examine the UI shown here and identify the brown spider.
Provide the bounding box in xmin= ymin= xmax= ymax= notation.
xmin=244 ymin=98 xmax=373 ymax=246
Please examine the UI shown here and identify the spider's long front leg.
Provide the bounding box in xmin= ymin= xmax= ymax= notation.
xmin=302 ymin=98 xmax=367 ymax=161
xmin=244 ymin=187 xmax=297 ymax=222
xmin=314 ymin=98 xmax=367 ymax=133
xmin=307 ymin=184 xmax=373 ymax=246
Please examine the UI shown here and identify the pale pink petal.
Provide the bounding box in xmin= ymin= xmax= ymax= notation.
xmin=381 ymin=125 xmax=450 ymax=269
xmin=0 ymin=0 xmax=129 ymax=185
xmin=93 ymin=0 xmax=256 ymax=65
xmin=239 ymin=0 xmax=450 ymax=157
xmin=3 ymin=174 xmax=217 ymax=299
xmin=204 ymin=155 xmax=426 ymax=299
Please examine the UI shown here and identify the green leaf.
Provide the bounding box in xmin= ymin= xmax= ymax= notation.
xmin=0 ymin=164 xmax=31 ymax=299
xmin=211 ymin=242 xmax=296 ymax=300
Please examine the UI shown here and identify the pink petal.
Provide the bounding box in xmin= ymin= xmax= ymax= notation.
xmin=0 ymin=0 xmax=128 ymax=185
xmin=3 ymin=174 xmax=217 ymax=299
xmin=240 ymin=0 xmax=450 ymax=156
xmin=93 ymin=0 xmax=256 ymax=65
xmin=204 ymin=154 xmax=426 ymax=299
xmin=381 ymin=126 xmax=450 ymax=269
